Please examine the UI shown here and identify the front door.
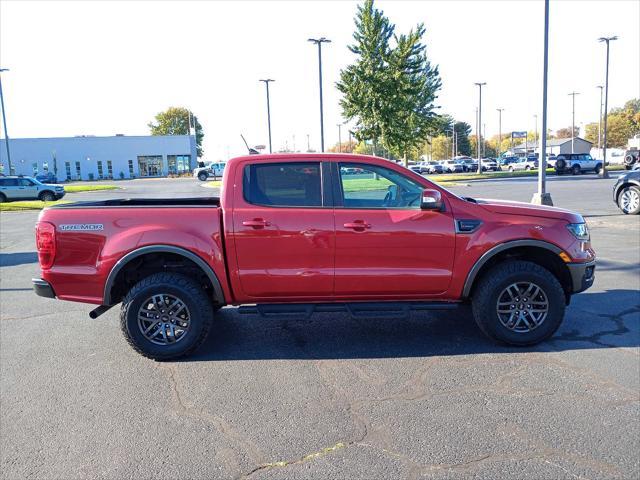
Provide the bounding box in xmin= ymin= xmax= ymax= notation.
xmin=333 ymin=162 xmax=456 ymax=298
xmin=19 ymin=178 xmax=39 ymax=199
xmin=231 ymin=161 xmax=334 ymax=299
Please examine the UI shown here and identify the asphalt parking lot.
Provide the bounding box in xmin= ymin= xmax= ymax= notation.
xmin=1 ymin=174 xmax=639 ymax=479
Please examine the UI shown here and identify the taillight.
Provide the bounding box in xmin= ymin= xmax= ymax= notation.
xmin=36 ymin=221 xmax=56 ymax=269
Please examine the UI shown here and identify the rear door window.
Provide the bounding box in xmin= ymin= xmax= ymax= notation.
xmin=243 ymin=162 xmax=323 ymax=207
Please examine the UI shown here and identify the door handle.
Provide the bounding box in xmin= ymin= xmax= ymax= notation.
xmin=343 ymin=221 xmax=371 ymax=231
xmin=242 ymin=218 xmax=271 ymax=229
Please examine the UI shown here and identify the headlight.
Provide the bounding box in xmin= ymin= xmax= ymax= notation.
xmin=566 ymin=223 xmax=589 ymax=241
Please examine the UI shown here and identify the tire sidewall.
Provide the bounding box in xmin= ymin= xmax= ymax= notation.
xmin=40 ymin=191 xmax=55 ymax=201
xmin=473 ymin=264 xmax=565 ymax=346
xmin=198 ymin=172 xmax=208 ymax=181
xmin=122 ymin=277 xmax=210 ymax=359
xmin=0 ymin=193 xmax=6 ymax=202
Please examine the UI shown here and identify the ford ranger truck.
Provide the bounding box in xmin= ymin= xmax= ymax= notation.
xmin=33 ymin=154 xmax=596 ymax=360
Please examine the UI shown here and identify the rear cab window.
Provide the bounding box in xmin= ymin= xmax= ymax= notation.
xmin=242 ymin=162 xmax=323 ymax=207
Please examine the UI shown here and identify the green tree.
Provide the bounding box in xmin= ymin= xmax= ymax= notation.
xmin=148 ymin=107 xmax=204 ymax=157
xmin=428 ymin=135 xmax=450 ymax=160
xmin=454 ymin=121 xmax=472 ymax=156
xmin=555 ymin=126 xmax=579 ymax=139
xmin=337 ymin=0 xmax=441 ymax=165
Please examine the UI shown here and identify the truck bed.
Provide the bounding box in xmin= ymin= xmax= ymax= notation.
xmin=48 ymin=197 xmax=221 ymax=208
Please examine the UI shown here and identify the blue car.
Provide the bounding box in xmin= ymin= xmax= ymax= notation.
xmin=35 ymin=172 xmax=59 ymax=184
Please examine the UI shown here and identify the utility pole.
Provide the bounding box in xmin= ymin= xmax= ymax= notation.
xmin=497 ymin=108 xmax=504 ymax=159
xmin=532 ymin=0 xmax=553 ymax=206
xmin=337 ymin=123 xmax=342 ymax=152
xmin=259 ymin=79 xmax=275 ymax=153
xmin=0 ymin=68 xmax=12 ymax=175
xmin=596 ymin=85 xmax=604 ymax=153
xmin=348 ymin=131 xmax=353 ymax=152
xmin=483 ymin=123 xmax=486 ymax=157
xmin=308 ymin=37 xmax=331 ymax=152
xmin=568 ymin=91 xmax=580 ymax=153
xmin=474 ymin=83 xmax=486 ymax=173
xmin=306 ymin=134 xmax=311 ymax=152
xmin=598 ymin=36 xmax=617 ymax=179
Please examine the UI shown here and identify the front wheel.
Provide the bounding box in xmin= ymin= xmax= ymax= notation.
xmin=197 ymin=171 xmax=208 ymax=181
xmin=0 ymin=193 xmax=6 ymax=203
xmin=594 ymin=163 xmax=602 ymax=175
xmin=39 ymin=191 xmax=56 ymax=202
xmin=471 ymin=261 xmax=566 ymax=346
xmin=618 ymin=185 xmax=640 ymax=214
xmin=120 ymin=272 xmax=214 ymax=360
xmin=571 ymin=165 xmax=581 ymax=175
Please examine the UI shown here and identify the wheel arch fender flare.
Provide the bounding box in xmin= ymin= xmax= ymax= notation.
xmin=103 ymin=244 xmax=225 ymax=306
xmin=462 ymin=239 xmax=564 ymax=298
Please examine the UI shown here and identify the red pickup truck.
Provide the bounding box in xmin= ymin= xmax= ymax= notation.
xmin=33 ymin=154 xmax=596 ymax=360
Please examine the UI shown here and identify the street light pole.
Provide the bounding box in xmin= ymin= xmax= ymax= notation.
xmin=532 ymin=0 xmax=553 ymax=206
xmin=596 ymin=85 xmax=603 ymax=152
xmin=598 ymin=36 xmax=617 ymax=179
xmin=474 ymin=82 xmax=486 ymax=173
xmin=337 ymin=123 xmax=342 ymax=152
xmin=259 ymin=79 xmax=275 ymax=153
xmin=568 ymin=91 xmax=579 ymax=153
xmin=0 ymin=68 xmax=12 ymax=175
xmin=497 ymin=108 xmax=504 ymax=160
xmin=534 ymin=114 xmax=538 ymax=148
xmin=308 ymin=37 xmax=331 ymax=152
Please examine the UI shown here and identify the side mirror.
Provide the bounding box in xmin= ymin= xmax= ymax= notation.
xmin=420 ymin=189 xmax=443 ymax=210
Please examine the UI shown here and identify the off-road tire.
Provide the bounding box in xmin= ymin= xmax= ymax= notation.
xmin=471 ymin=261 xmax=566 ymax=346
xmin=120 ymin=272 xmax=213 ymax=360
xmin=198 ymin=172 xmax=208 ymax=181
xmin=0 ymin=193 xmax=6 ymax=203
xmin=571 ymin=164 xmax=581 ymax=175
xmin=39 ymin=191 xmax=55 ymax=202
xmin=594 ymin=163 xmax=602 ymax=175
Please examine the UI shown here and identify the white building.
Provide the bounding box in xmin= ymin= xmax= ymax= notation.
xmin=511 ymin=137 xmax=593 ymax=157
xmin=0 ymin=134 xmax=197 ymax=180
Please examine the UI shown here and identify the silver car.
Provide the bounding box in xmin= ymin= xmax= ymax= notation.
xmin=0 ymin=176 xmax=66 ymax=202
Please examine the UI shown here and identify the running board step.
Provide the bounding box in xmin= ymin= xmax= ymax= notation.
xmin=238 ymin=302 xmax=459 ymax=320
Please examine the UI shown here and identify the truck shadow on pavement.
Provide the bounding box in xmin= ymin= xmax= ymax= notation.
xmin=188 ymin=289 xmax=640 ymax=361
xmin=0 ymin=252 xmax=38 ymax=267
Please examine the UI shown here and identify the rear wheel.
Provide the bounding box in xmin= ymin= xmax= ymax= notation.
xmin=571 ymin=164 xmax=581 ymax=175
xmin=197 ymin=171 xmax=208 ymax=181
xmin=471 ymin=261 xmax=565 ymax=346
xmin=39 ymin=191 xmax=55 ymax=202
xmin=594 ymin=163 xmax=602 ymax=175
xmin=0 ymin=193 xmax=6 ymax=203
xmin=618 ymin=186 xmax=640 ymax=214
xmin=120 ymin=272 xmax=214 ymax=360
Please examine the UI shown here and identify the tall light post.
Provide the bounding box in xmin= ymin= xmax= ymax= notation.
xmin=598 ymin=36 xmax=617 ymax=179
xmin=533 ymin=114 xmax=538 ymax=154
xmin=532 ymin=0 xmax=553 ymax=206
xmin=596 ymin=85 xmax=604 ymax=152
xmin=259 ymin=79 xmax=275 ymax=153
xmin=568 ymin=91 xmax=580 ymax=153
xmin=308 ymin=37 xmax=331 ymax=152
xmin=497 ymin=108 xmax=504 ymax=160
xmin=474 ymin=82 xmax=486 ymax=173
xmin=0 ymin=68 xmax=12 ymax=175
xmin=337 ymin=123 xmax=342 ymax=152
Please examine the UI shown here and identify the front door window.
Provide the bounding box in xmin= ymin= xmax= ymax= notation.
xmin=137 ymin=156 xmax=163 ymax=177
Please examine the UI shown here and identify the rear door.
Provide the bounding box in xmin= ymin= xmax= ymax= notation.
xmin=332 ymin=162 xmax=456 ymax=297
xmin=231 ymin=161 xmax=335 ymax=299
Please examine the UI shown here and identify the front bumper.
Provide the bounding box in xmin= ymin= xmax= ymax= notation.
xmin=55 ymin=191 xmax=66 ymax=199
xmin=566 ymin=260 xmax=596 ymax=294
xmin=32 ymin=278 xmax=56 ymax=299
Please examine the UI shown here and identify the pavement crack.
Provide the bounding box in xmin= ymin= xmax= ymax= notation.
xmin=554 ymin=305 xmax=640 ymax=347
xmin=158 ymin=364 xmax=266 ymax=467
xmin=241 ymin=442 xmax=346 ymax=478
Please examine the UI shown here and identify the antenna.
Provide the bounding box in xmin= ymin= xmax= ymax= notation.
xmin=240 ymin=134 xmax=260 ymax=155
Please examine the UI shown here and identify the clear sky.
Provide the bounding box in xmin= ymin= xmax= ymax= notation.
xmin=1 ymin=0 xmax=638 ymax=160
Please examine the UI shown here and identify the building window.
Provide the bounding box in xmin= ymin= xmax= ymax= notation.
xmin=97 ymin=161 xmax=104 ymax=179
xmin=65 ymin=162 xmax=71 ymax=180
xmin=32 ymin=162 xmax=38 ymax=175
xmin=128 ymin=160 xmax=134 ymax=177
xmin=107 ymin=160 xmax=113 ymax=179
xmin=167 ymin=155 xmax=191 ymax=175
xmin=137 ymin=155 xmax=163 ymax=177
xmin=75 ymin=161 xmax=81 ymax=180
xmin=43 ymin=162 xmax=49 ymax=172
